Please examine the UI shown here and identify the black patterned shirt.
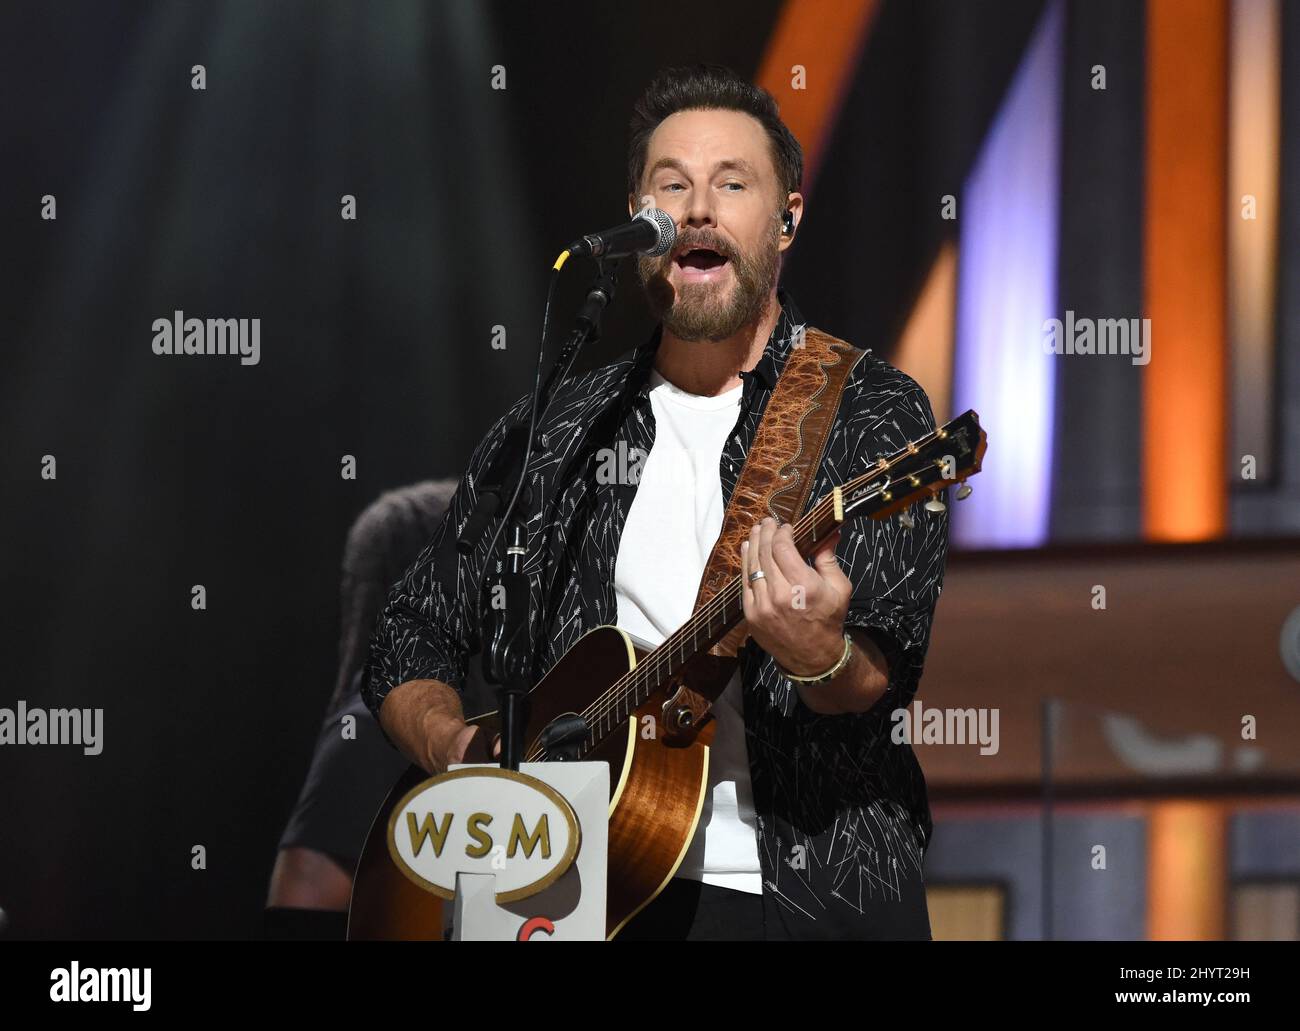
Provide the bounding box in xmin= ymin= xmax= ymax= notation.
xmin=364 ymin=289 xmax=949 ymax=940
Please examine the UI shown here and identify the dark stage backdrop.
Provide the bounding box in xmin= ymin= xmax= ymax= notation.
xmin=0 ymin=0 xmax=794 ymax=939
xmin=0 ymin=0 xmax=1119 ymax=938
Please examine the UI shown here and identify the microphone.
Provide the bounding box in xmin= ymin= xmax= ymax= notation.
xmin=566 ymin=207 xmax=676 ymax=259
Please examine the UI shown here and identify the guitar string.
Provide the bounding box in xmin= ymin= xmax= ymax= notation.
xmin=527 ymin=428 xmax=956 ymax=761
xmin=573 ymin=425 xmax=964 ymax=736
xmin=525 ymin=419 xmax=959 ymax=760
xmin=532 ymin=483 xmax=851 ymax=761
xmin=573 ymin=488 xmax=840 ymax=740
xmin=523 ymin=495 xmax=835 ymax=762
xmin=569 ymin=440 xmax=954 ymax=747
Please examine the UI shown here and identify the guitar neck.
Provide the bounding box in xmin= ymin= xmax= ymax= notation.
xmin=584 ymin=487 xmax=848 ymax=745
xmin=580 ymin=408 xmax=985 ymax=753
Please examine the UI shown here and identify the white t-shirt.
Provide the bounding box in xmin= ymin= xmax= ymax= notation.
xmin=613 ymin=367 xmax=763 ymax=894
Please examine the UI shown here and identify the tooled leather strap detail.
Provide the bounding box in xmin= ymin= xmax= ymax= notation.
xmin=662 ymin=326 xmax=867 ymax=734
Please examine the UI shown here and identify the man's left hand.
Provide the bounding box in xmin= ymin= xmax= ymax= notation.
xmin=740 ymin=515 xmax=850 ymax=677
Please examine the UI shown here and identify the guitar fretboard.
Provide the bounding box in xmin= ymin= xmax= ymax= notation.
xmin=520 ymin=409 xmax=983 ymax=762
xmin=572 ymin=485 xmax=848 ymax=755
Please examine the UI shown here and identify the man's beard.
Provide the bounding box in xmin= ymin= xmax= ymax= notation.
xmin=635 ymin=218 xmax=780 ymax=342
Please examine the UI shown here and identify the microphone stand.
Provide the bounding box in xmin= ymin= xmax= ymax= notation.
xmin=456 ymin=258 xmax=618 ymax=770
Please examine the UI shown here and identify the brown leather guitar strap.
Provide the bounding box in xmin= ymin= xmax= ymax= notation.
xmin=663 ymin=325 xmax=867 ymax=733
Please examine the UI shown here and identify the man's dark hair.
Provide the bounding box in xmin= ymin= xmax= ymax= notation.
xmin=627 ymin=64 xmax=803 ymax=203
xmin=330 ymin=479 xmax=457 ymax=714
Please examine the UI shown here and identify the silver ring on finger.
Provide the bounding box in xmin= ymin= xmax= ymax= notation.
xmin=749 ymin=569 xmax=767 ymax=584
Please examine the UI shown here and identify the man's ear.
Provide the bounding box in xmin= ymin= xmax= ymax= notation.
xmin=779 ymin=192 xmax=805 ymax=251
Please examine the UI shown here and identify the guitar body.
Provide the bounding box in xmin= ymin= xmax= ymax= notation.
xmin=346 ymin=624 xmax=716 ymax=941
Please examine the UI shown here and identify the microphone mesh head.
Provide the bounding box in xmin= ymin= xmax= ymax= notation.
xmin=637 ymin=207 xmax=677 ymax=257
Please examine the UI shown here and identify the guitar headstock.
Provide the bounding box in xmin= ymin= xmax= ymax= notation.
xmin=838 ymin=410 xmax=986 ymax=522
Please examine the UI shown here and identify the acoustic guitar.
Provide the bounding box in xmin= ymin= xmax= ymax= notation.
xmin=348 ymin=409 xmax=986 ymax=940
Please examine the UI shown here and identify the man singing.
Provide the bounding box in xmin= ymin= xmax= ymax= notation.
xmin=364 ymin=64 xmax=948 ymax=941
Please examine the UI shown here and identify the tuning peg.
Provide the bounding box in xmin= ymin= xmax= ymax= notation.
xmin=956 ymin=482 xmax=973 ymax=500
xmin=924 ymin=497 xmax=946 ymax=513
xmin=898 ymin=510 xmax=915 ymax=529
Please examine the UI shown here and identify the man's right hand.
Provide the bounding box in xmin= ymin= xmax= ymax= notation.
xmin=439 ymin=722 xmax=503 ymax=772
xmin=378 ymin=678 xmax=502 ymax=775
